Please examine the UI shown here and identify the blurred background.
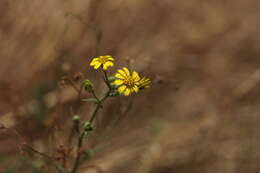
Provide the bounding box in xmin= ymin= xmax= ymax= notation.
xmin=1 ymin=0 xmax=260 ymax=172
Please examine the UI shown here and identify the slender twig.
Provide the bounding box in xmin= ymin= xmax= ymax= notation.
xmin=3 ymin=116 xmax=68 ymax=172
xmin=23 ymin=144 xmax=67 ymax=173
xmin=67 ymin=79 xmax=81 ymax=94
xmin=23 ymin=144 xmax=54 ymax=162
xmin=81 ymin=143 xmax=110 ymax=162
xmin=64 ymin=12 xmax=101 ymax=57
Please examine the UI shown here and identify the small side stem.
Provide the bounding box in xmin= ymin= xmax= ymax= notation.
xmin=91 ymin=89 xmax=100 ymax=102
xmin=23 ymin=144 xmax=67 ymax=173
xmin=102 ymin=69 xmax=111 ymax=90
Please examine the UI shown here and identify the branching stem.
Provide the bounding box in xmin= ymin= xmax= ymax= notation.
xmin=70 ymin=70 xmax=111 ymax=173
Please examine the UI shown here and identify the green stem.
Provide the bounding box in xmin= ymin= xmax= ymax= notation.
xmin=91 ymin=90 xmax=99 ymax=101
xmin=89 ymin=102 xmax=102 ymax=124
xmin=70 ymin=70 xmax=112 ymax=173
xmin=102 ymin=69 xmax=111 ymax=90
xmin=89 ymin=88 xmax=111 ymax=124
xmin=70 ymin=131 xmax=86 ymax=173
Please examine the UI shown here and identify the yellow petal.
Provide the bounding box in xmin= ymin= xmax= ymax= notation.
xmin=138 ymin=77 xmax=151 ymax=89
xmin=123 ymin=67 xmax=130 ymax=76
xmin=103 ymin=61 xmax=114 ymax=70
xmin=108 ymin=57 xmax=114 ymax=61
xmin=118 ymin=85 xmax=126 ymax=93
xmin=132 ymin=71 xmax=140 ymax=81
xmin=90 ymin=57 xmax=99 ymax=63
xmin=104 ymin=55 xmax=114 ymax=61
xmin=118 ymin=69 xmax=127 ymax=77
xmin=133 ymin=85 xmax=139 ymax=93
xmin=94 ymin=62 xmax=101 ymax=69
xmin=144 ymin=78 xmax=151 ymax=85
xmin=90 ymin=60 xmax=98 ymax=66
xmin=115 ymin=73 xmax=125 ymax=79
xmin=124 ymin=88 xmax=131 ymax=96
xmin=114 ymin=79 xmax=124 ymax=85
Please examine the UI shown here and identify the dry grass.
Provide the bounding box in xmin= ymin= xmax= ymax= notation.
xmin=1 ymin=0 xmax=260 ymax=172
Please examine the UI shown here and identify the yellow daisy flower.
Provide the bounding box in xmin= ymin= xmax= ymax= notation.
xmin=138 ymin=77 xmax=151 ymax=89
xmin=90 ymin=55 xmax=114 ymax=70
xmin=114 ymin=67 xmax=141 ymax=96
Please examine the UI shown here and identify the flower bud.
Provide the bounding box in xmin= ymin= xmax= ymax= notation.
xmin=72 ymin=115 xmax=80 ymax=133
xmin=72 ymin=115 xmax=80 ymax=122
xmin=83 ymin=121 xmax=93 ymax=132
xmin=108 ymin=76 xmax=116 ymax=82
xmin=108 ymin=76 xmax=117 ymax=89
xmin=83 ymin=80 xmax=94 ymax=93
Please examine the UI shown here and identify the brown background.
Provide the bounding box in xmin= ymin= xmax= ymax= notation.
xmin=0 ymin=0 xmax=260 ymax=172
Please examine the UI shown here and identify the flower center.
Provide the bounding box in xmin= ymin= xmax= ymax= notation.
xmin=99 ymin=56 xmax=108 ymax=64
xmin=124 ymin=77 xmax=135 ymax=88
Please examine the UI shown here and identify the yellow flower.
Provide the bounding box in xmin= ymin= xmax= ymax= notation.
xmin=138 ymin=77 xmax=151 ymax=89
xmin=114 ymin=67 xmax=140 ymax=96
xmin=90 ymin=55 xmax=114 ymax=70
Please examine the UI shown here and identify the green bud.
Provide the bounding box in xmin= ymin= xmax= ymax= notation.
xmin=72 ymin=115 xmax=80 ymax=133
xmin=83 ymin=121 xmax=93 ymax=132
xmin=110 ymin=83 xmax=117 ymax=90
xmin=83 ymin=80 xmax=94 ymax=93
xmin=108 ymin=76 xmax=116 ymax=90
xmin=108 ymin=76 xmax=116 ymax=82
xmin=72 ymin=115 xmax=80 ymax=121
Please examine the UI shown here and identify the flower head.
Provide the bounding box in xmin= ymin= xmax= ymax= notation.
xmin=114 ymin=67 xmax=140 ymax=96
xmin=138 ymin=77 xmax=151 ymax=89
xmin=90 ymin=55 xmax=114 ymax=70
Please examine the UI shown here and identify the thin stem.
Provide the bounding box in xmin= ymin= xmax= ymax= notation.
xmin=89 ymin=103 xmax=102 ymax=124
xmin=70 ymin=69 xmax=113 ymax=173
xmin=89 ymin=69 xmax=111 ymax=125
xmin=102 ymin=69 xmax=111 ymax=90
xmin=91 ymin=89 xmax=100 ymax=102
xmin=89 ymin=89 xmax=110 ymax=124
xmin=70 ymin=101 xmax=103 ymax=173
xmin=70 ymin=131 xmax=87 ymax=173
xmin=68 ymin=79 xmax=81 ymax=94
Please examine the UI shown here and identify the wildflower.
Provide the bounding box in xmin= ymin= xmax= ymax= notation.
xmin=90 ymin=55 xmax=114 ymax=70
xmin=138 ymin=77 xmax=151 ymax=89
xmin=114 ymin=67 xmax=140 ymax=96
